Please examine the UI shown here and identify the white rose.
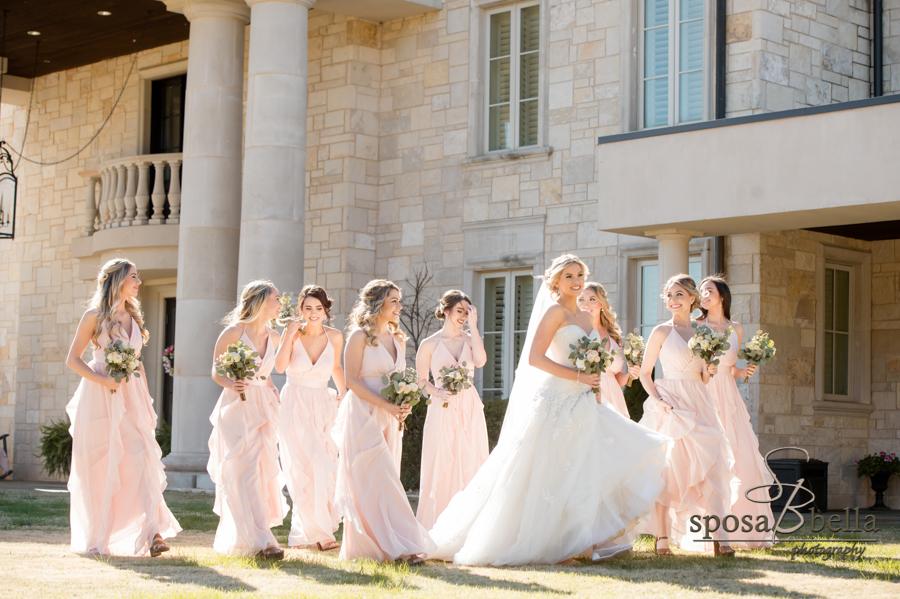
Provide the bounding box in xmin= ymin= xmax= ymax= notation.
xmin=700 ymin=339 xmax=709 ymax=349
xmin=408 ymin=383 xmax=419 ymax=392
xmin=575 ymin=358 xmax=586 ymax=370
xmin=107 ymin=352 xmax=122 ymax=364
xmin=229 ymin=352 xmax=241 ymax=362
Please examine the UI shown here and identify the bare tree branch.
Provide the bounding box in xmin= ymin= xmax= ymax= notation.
xmin=399 ymin=265 xmax=439 ymax=366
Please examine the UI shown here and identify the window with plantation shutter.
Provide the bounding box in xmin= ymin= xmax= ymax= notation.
xmin=487 ymin=2 xmax=541 ymax=152
xmin=640 ymin=0 xmax=706 ymax=129
xmin=480 ymin=271 xmax=537 ymax=400
xmin=824 ymin=265 xmax=851 ymax=397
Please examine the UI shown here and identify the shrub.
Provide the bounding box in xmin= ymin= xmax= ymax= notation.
xmin=856 ymin=452 xmax=900 ymax=478
xmin=37 ymin=418 xmax=72 ymax=479
xmin=622 ymin=368 xmax=652 ymax=422
xmin=156 ymin=419 xmax=171 ymax=458
xmin=399 ymin=398 xmax=509 ymax=493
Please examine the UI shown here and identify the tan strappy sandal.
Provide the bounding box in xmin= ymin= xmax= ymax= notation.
xmin=149 ymin=534 xmax=169 ymax=557
xmin=655 ymin=536 xmax=673 ymax=556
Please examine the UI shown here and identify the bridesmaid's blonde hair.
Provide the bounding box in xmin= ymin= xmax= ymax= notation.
xmin=583 ymin=282 xmax=622 ymax=346
xmin=88 ymin=258 xmax=149 ymax=347
xmin=543 ymin=254 xmax=590 ymax=297
xmin=662 ymin=273 xmax=701 ymax=311
xmin=223 ymin=280 xmax=276 ymax=326
xmin=348 ymin=279 xmax=406 ymax=346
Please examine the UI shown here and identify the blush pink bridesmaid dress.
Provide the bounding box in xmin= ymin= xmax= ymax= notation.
xmin=332 ymin=336 xmax=436 ymax=561
xmin=207 ymin=326 xmax=288 ymax=556
xmin=415 ymin=340 xmax=489 ymax=530
xmin=596 ymin=336 xmax=630 ymax=418
xmin=67 ymin=318 xmax=181 ymax=556
xmin=277 ymin=334 xmax=340 ymax=548
xmin=639 ymin=329 xmax=740 ymax=552
xmin=705 ymin=328 xmax=774 ymax=549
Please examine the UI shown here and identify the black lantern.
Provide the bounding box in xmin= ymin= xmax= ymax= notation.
xmin=0 ymin=141 xmax=16 ymax=239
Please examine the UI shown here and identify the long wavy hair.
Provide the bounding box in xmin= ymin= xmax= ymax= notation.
xmin=88 ymin=258 xmax=149 ymax=347
xmin=662 ymin=273 xmax=701 ymax=312
xmin=222 ymin=280 xmax=276 ymax=326
xmin=583 ymin=281 xmax=622 ymax=345
xmin=697 ymin=274 xmax=732 ymax=320
xmin=347 ymin=279 xmax=405 ymax=346
xmin=543 ymin=254 xmax=590 ymax=297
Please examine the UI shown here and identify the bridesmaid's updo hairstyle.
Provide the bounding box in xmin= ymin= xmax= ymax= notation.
xmin=298 ymin=284 xmax=334 ymax=322
xmin=583 ymin=282 xmax=622 ymax=346
xmin=435 ymin=290 xmax=471 ymax=320
xmin=662 ymin=273 xmax=701 ymax=311
xmin=348 ymin=279 xmax=406 ymax=346
xmin=89 ymin=258 xmax=149 ymax=347
xmin=698 ymin=275 xmax=732 ymax=320
xmin=543 ymin=254 xmax=590 ymax=297
xmin=223 ymin=280 xmax=276 ymax=326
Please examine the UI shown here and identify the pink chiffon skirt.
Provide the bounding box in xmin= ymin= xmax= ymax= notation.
xmin=416 ymin=387 xmax=489 ymax=530
xmin=597 ymin=373 xmax=630 ymax=418
xmin=639 ymin=378 xmax=739 ymax=551
xmin=208 ymin=384 xmax=288 ymax=555
xmin=277 ymin=380 xmax=340 ymax=547
xmin=66 ymin=364 xmax=180 ymax=556
xmin=333 ymin=391 xmax=435 ymax=561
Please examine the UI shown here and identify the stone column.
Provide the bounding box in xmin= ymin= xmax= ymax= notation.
xmin=236 ymin=0 xmax=315 ymax=294
xmin=161 ymin=0 xmax=250 ymax=486
xmin=646 ymin=228 xmax=702 ymax=323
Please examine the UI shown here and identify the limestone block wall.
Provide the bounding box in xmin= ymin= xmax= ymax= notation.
xmin=0 ymin=41 xmax=191 ymax=479
xmin=886 ymin=0 xmax=900 ymax=93
xmin=726 ymin=0 xmax=875 ymax=115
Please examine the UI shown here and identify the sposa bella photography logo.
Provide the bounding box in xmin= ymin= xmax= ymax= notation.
xmin=689 ymin=447 xmax=880 ymax=561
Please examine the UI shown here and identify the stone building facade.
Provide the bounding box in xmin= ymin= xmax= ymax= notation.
xmin=1 ymin=0 xmax=898 ymax=510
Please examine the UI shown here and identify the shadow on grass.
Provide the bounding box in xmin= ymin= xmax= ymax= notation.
xmin=414 ymin=562 xmax=571 ymax=594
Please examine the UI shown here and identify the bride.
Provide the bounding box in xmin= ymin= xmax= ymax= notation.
xmin=429 ymin=254 xmax=671 ymax=566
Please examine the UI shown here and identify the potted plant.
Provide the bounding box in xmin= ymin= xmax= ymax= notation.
xmin=856 ymin=452 xmax=900 ymax=510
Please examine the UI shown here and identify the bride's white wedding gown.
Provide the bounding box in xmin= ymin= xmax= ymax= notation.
xmin=429 ymin=324 xmax=671 ymax=566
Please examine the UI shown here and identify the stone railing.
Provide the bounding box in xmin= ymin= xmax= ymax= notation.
xmin=82 ymin=153 xmax=182 ymax=236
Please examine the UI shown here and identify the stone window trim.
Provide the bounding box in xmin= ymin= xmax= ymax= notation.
xmin=616 ymin=237 xmax=711 ymax=335
xmin=466 ymin=0 xmax=551 ymax=161
xmin=620 ymin=0 xmax=717 ymax=133
xmin=140 ymin=282 xmax=177 ymax=427
xmin=137 ymin=59 xmax=189 ymax=155
xmin=813 ymin=243 xmax=873 ymax=418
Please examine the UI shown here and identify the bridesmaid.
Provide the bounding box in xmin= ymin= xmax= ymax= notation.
xmin=638 ymin=273 xmax=738 ymax=557
xmin=696 ymin=275 xmax=774 ymax=549
xmin=65 ymin=258 xmax=180 ymax=556
xmin=208 ymin=280 xmax=287 ymax=559
xmin=577 ymin=282 xmax=639 ymax=418
xmin=414 ymin=290 xmax=489 ymax=530
xmin=274 ymin=284 xmax=347 ymax=552
xmin=333 ymin=279 xmax=435 ymax=563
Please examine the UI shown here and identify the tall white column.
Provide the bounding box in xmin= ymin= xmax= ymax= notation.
xmin=161 ymin=0 xmax=250 ymax=483
xmin=236 ymin=0 xmax=314 ymax=294
xmin=646 ymin=228 xmax=702 ymax=323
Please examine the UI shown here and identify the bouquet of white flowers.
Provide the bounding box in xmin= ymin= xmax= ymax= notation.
xmin=438 ymin=363 xmax=473 ymax=408
xmin=381 ymin=367 xmax=429 ymax=430
xmin=688 ymin=324 xmax=731 ymax=376
xmin=271 ymin=292 xmax=304 ymax=333
xmin=622 ymin=329 xmax=645 ymax=387
xmin=568 ymin=336 xmax=617 ymax=394
xmin=737 ymin=330 xmax=776 ymax=382
xmin=214 ymin=340 xmax=266 ymax=401
xmin=104 ymin=340 xmax=142 ymax=394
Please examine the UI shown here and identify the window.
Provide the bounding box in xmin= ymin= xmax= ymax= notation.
xmin=637 ymin=258 xmax=702 ymax=338
xmin=823 ymin=264 xmax=851 ymax=397
xmin=486 ymin=3 xmax=540 ymax=152
xmin=641 ymin=0 xmax=705 ymax=128
xmin=150 ymin=75 xmax=187 ymax=154
xmin=480 ymin=271 xmax=536 ymax=400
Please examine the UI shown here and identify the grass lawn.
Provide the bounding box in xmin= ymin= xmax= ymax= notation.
xmin=2 ymin=486 xmax=899 ymax=598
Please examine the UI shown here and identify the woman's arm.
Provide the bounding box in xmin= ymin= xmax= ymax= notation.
xmin=211 ymin=326 xmax=246 ymax=394
xmin=274 ymin=318 xmax=302 ymax=373
xmin=466 ymin=305 xmax=487 ymax=368
xmin=266 ymin=328 xmax=282 ymax=397
xmin=639 ymin=325 xmax=672 ymax=409
xmin=327 ymin=328 xmax=348 ymax=397
xmin=65 ymin=310 xmax=121 ymax=391
xmin=528 ymin=305 xmax=602 ymax=389
xmin=729 ymin=322 xmax=755 ymax=379
xmin=614 ymin=364 xmax=641 ymax=387
xmin=415 ymin=335 xmax=443 ymax=399
xmin=344 ymin=330 xmax=408 ymax=420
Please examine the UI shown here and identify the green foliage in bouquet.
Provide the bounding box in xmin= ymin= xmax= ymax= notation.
xmin=271 ymin=292 xmax=298 ymax=329
xmin=438 ymin=363 xmax=473 ymax=407
xmin=737 ymin=330 xmax=777 ymax=382
xmin=215 ymin=340 xmax=266 ymax=401
xmin=688 ymin=324 xmax=731 ymax=367
xmin=856 ymin=452 xmax=900 ymax=478
xmin=621 ymin=329 xmax=646 ymax=387
xmin=37 ymin=417 xmax=72 ymax=479
xmin=104 ymin=339 xmax=142 ymax=394
xmin=381 ymin=368 xmax=429 ymax=431
xmin=568 ymin=336 xmax=617 ymax=393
